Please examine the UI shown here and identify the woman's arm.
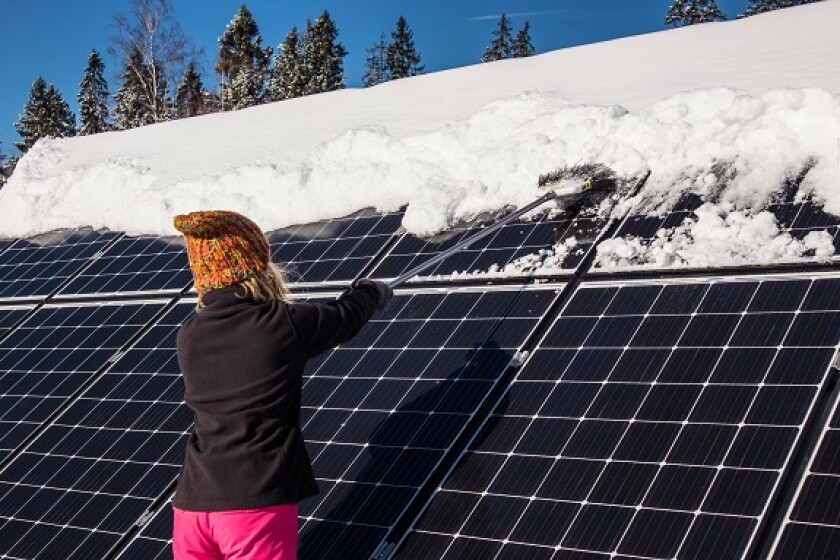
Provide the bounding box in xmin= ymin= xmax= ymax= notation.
xmin=285 ymin=279 xmax=389 ymax=358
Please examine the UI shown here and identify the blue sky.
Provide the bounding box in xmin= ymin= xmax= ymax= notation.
xmin=0 ymin=0 xmax=752 ymax=153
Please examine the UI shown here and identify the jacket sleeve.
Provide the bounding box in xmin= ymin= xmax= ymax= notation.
xmin=286 ymin=282 xmax=380 ymax=359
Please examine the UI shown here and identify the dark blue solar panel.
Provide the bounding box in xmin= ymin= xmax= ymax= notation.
xmin=770 ymin=385 xmax=840 ymax=559
xmin=0 ymin=301 xmax=191 ymax=559
xmin=268 ymin=211 xmax=403 ymax=284
xmin=0 ymin=229 xmax=120 ymax=299
xmin=296 ymin=287 xmax=558 ymax=560
xmin=0 ymin=301 xmax=166 ymax=464
xmin=58 ymin=236 xmax=192 ymax=296
xmin=393 ymin=276 xmax=840 ymax=560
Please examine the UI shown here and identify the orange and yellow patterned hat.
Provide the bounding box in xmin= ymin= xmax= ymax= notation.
xmin=173 ymin=210 xmax=270 ymax=294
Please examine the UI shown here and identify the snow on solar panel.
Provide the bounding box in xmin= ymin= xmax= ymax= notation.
xmin=57 ymin=235 xmax=192 ymax=296
xmin=0 ymin=229 xmax=120 ymax=300
xmin=296 ymin=286 xmax=558 ymax=560
xmin=600 ymin=190 xmax=839 ymax=270
xmin=770 ymin=366 xmax=840 ymax=559
xmin=0 ymin=300 xmax=166 ymax=464
xmin=393 ymin=274 xmax=840 ymax=560
xmin=370 ymin=204 xmax=608 ymax=282
xmin=268 ymin=210 xmax=404 ymax=285
xmin=0 ymin=301 xmax=192 ymax=560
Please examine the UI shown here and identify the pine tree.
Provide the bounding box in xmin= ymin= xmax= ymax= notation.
xmin=267 ymin=26 xmax=307 ymax=101
xmin=174 ymin=62 xmax=206 ymax=118
xmin=482 ymin=14 xmax=514 ymax=62
xmin=113 ymin=47 xmax=156 ymax=130
xmin=302 ymin=10 xmax=347 ymax=95
xmin=0 ymin=144 xmax=7 ymax=189
xmin=741 ymin=0 xmax=822 ymax=17
xmin=216 ymin=5 xmax=272 ymax=110
xmin=363 ymin=33 xmax=390 ymax=87
xmin=78 ymin=50 xmax=111 ymax=135
xmin=386 ymin=16 xmax=424 ymax=81
xmin=666 ymin=0 xmax=727 ymax=26
xmin=14 ymin=77 xmax=76 ymax=153
xmin=512 ymin=22 xmax=535 ymax=57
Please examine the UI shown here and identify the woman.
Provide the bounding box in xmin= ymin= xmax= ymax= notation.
xmin=171 ymin=210 xmax=392 ymax=559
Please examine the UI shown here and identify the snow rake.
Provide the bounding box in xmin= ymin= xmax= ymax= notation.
xmin=386 ymin=163 xmax=623 ymax=288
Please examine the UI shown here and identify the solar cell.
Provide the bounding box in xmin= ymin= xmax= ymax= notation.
xmin=393 ymin=275 xmax=840 ymax=560
xmin=57 ymin=235 xmax=192 ymax=296
xmin=0 ymin=301 xmax=191 ymax=559
xmin=0 ymin=300 xmax=167 ymax=464
xmin=268 ymin=210 xmax=404 ymax=285
xmin=770 ymin=379 xmax=840 ymax=559
xmin=295 ymin=286 xmax=559 ymax=560
xmin=0 ymin=229 xmax=120 ymax=300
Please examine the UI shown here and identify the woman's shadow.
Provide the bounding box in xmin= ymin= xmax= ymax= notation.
xmin=299 ymin=340 xmax=512 ymax=560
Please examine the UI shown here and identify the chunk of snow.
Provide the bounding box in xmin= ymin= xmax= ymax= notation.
xmin=596 ymin=203 xmax=835 ymax=269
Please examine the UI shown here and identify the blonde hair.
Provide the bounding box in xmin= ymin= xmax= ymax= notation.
xmin=197 ymin=263 xmax=292 ymax=311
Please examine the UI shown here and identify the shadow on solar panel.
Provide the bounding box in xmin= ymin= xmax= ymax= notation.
xmin=369 ymin=182 xmax=636 ymax=283
xmin=596 ymin=168 xmax=840 ymax=271
xmin=295 ymin=287 xmax=558 ymax=560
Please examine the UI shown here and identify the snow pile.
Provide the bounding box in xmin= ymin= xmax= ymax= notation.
xmin=2 ymin=87 xmax=839 ymax=242
xmin=597 ymin=203 xmax=835 ymax=269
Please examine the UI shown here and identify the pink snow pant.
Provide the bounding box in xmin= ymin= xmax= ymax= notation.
xmin=173 ymin=504 xmax=298 ymax=560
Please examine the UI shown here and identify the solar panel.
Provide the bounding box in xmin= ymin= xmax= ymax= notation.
xmin=296 ymin=286 xmax=558 ymax=560
xmin=770 ymin=365 xmax=840 ymax=559
xmin=393 ymin=275 xmax=840 ymax=560
xmin=0 ymin=229 xmax=120 ymax=300
xmin=57 ymin=235 xmax=192 ymax=296
xmin=370 ymin=205 xmax=607 ymax=282
xmin=268 ymin=210 xmax=404 ymax=285
xmin=0 ymin=301 xmax=192 ymax=559
xmin=0 ymin=300 xmax=167 ymax=464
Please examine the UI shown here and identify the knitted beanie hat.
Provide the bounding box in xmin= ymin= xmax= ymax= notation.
xmin=173 ymin=210 xmax=271 ymax=294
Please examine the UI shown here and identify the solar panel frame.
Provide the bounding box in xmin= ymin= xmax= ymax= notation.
xmin=0 ymin=298 xmax=188 ymax=559
xmin=391 ymin=273 xmax=840 ymax=560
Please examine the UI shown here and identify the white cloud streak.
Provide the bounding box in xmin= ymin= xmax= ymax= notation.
xmin=469 ymin=9 xmax=569 ymax=21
